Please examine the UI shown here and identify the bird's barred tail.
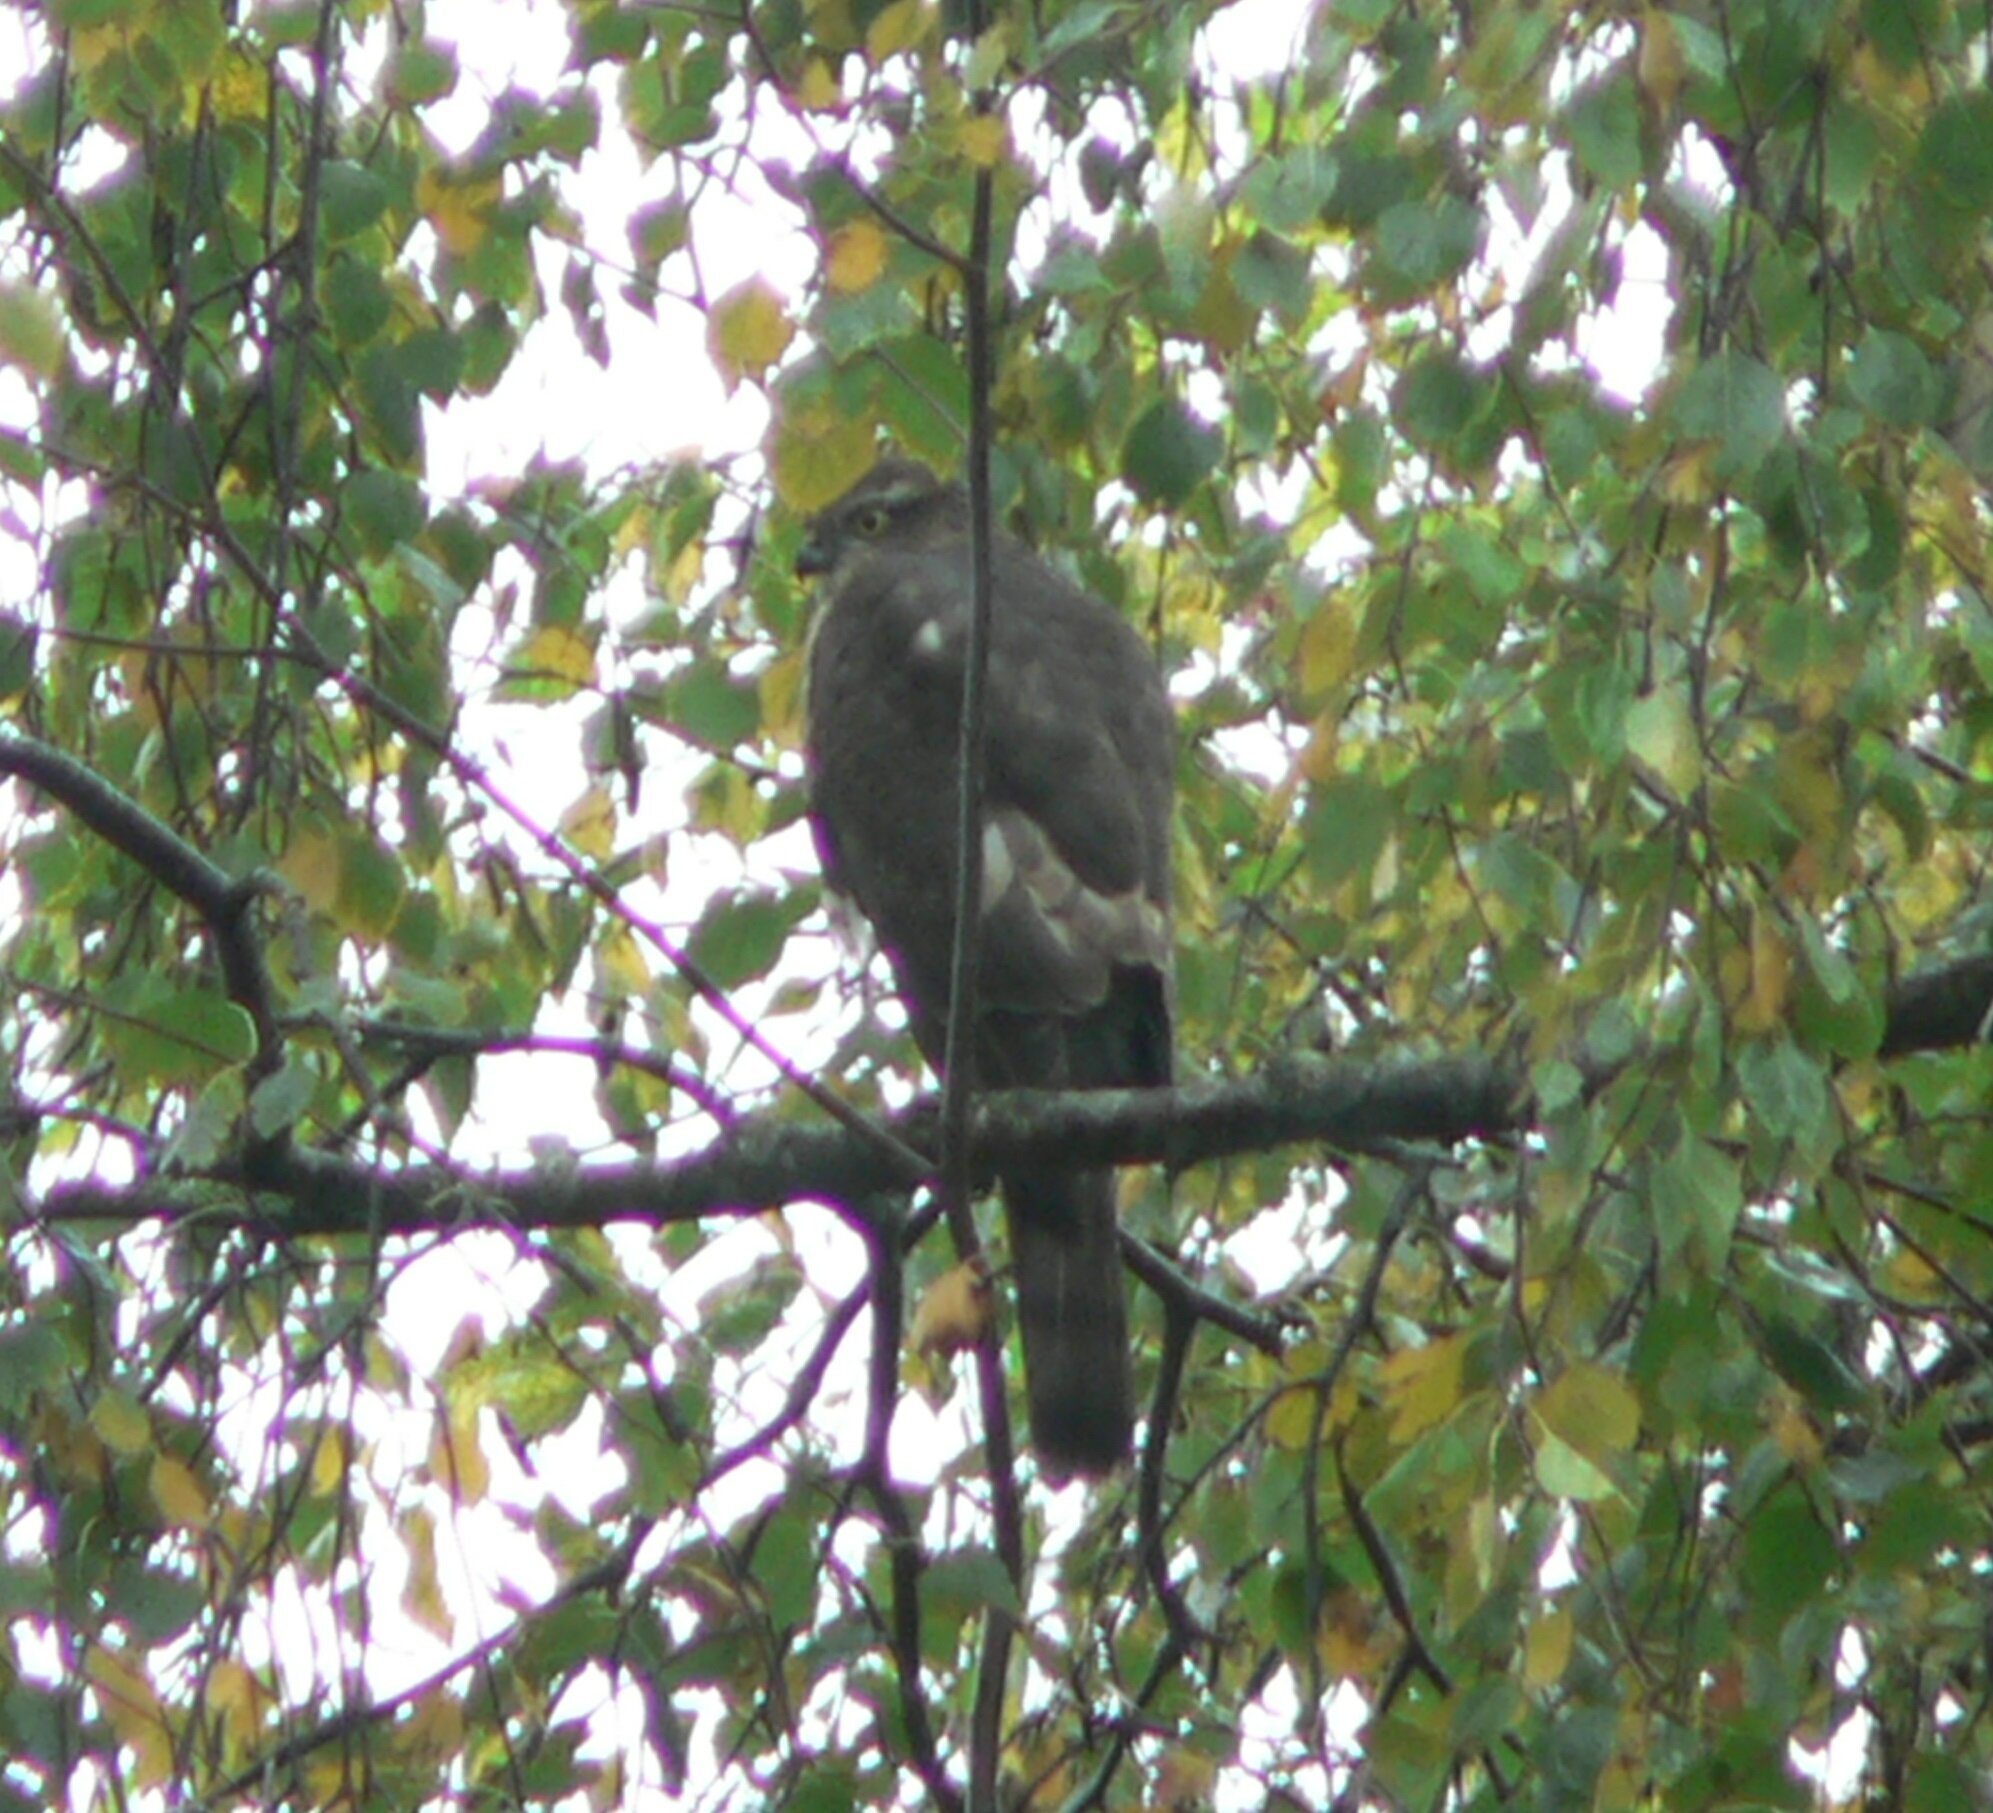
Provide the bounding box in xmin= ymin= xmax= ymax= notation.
xmin=1004 ymin=1166 xmax=1134 ymax=1478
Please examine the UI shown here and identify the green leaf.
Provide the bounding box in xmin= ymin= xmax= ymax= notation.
xmin=1740 ymin=1486 xmax=1836 ymax=1626
xmin=0 ymin=1322 xmax=66 ymax=1412
xmin=1674 ymin=348 xmax=1786 ymax=476
xmin=1372 ymin=194 xmax=1481 ymax=291
xmin=1240 ymin=145 xmax=1339 ymax=231
xmin=1564 ymin=73 xmax=1642 ymax=188
xmin=323 ymin=253 xmax=392 ymax=347
xmin=355 ymin=343 xmax=422 ymax=466
xmin=1394 ymin=350 xmax=1489 ymax=447
xmin=336 ymin=832 xmax=407 ymax=939
xmin=1439 ymin=521 xmax=1525 ymax=608
xmin=343 ymin=468 xmax=426 ymax=558
xmin=686 ymin=890 xmax=804 ymax=990
xmin=751 ymin=1505 xmax=819 ymax=1629
xmin=1845 ymin=330 xmax=1940 ymax=428
xmin=0 ymin=613 xmax=37 ymax=699
xmin=319 ymin=161 xmax=392 ymax=241
xmin=1650 ymin=1131 xmax=1743 ymax=1270
xmin=649 ymin=663 xmax=761 ymax=749
xmin=922 ymin=1546 xmax=1020 ymax=1625
xmin=1759 ymin=1316 xmax=1865 ymax=1413
xmin=1735 ymin=1037 xmax=1830 ymax=1154
xmin=1301 ymin=775 xmax=1391 ymax=889
xmin=1231 ymin=230 xmax=1313 ymax=328
xmin=248 ymin=1057 xmax=319 ymax=1139
xmin=1120 ymin=399 xmax=1222 ymax=507
xmin=387 ymin=40 xmax=459 ymax=105
xmin=1917 ymin=91 xmax=1993 ymax=214
xmin=101 ymin=980 xmax=257 ymax=1086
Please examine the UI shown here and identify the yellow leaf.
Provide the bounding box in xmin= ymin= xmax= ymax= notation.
xmin=770 ymin=399 xmax=878 ymax=511
xmin=759 ymin=649 xmax=806 ymax=748
xmin=209 ymin=50 xmax=267 ymax=121
xmin=402 ymin=1506 xmax=454 ymax=1639
xmin=612 ymin=500 xmax=655 ymax=560
xmin=88 ymin=1645 xmax=173 ymax=1784
xmin=1773 ymin=734 xmax=1845 ymax=840
xmin=416 ymin=167 xmax=502 ymax=257
xmin=796 ymin=57 xmax=844 ymax=111
xmin=1848 ymin=41 xmax=1930 ymax=110
xmin=150 ymin=1454 xmax=212 ymax=1528
xmin=399 ymin=1688 xmax=467 ymax=1762
xmin=92 ymin=1389 xmax=151 ymax=1456
xmin=597 ymin=921 xmax=653 ymax=999
xmin=1298 ymin=598 xmax=1357 ymax=698
xmin=1637 ymin=8 xmax=1685 ymax=113
xmin=210 ymin=1659 xmax=266 ymax=1755
xmin=311 ymin=1427 xmax=350 ymax=1496
xmin=431 ymin=1402 xmax=490 ymax=1505
xmin=1897 ymin=854 xmax=1963 ymax=932
xmin=1536 ymin=1360 xmax=1640 ymax=1459
xmin=1523 ymin=1606 xmax=1574 ymax=1689
xmin=707 ymin=277 xmax=796 ymax=394
xmin=1532 ymin=1429 xmax=1617 ymax=1501
xmin=865 ymin=0 xmax=928 ymax=61
xmin=1188 ymin=256 xmax=1253 ymax=354
xmin=1319 ymin=1585 xmax=1387 ymax=1678
xmin=1380 ymin=1331 xmax=1467 ymax=1444
xmin=658 ymin=529 xmax=707 ymax=606
xmin=514 ymin=623 xmax=597 ymax=691
xmin=1265 ymin=1384 xmax=1319 ymax=1450
xmin=1769 ymin=1391 xmax=1824 ymax=1468
xmin=1659 ymin=445 xmax=1714 ymax=503
xmin=1296 ymin=714 xmax=1339 ymax=783
xmin=909 ymin=1260 xmax=991 ymax=1357
xmin=280 ymin=823 xmax=340 ymax=912
xmin=826 ymin=218 xmax=890 ymax=293
xmin=0 ymin=280 xmax=66 ymax=380
xmin=1625 ymin=685 xmax=1702 ymax=796
xmin=1155 ymin=1744 xmax=1218 ymax=1810
xmin=959 ymin=113 xmax=1008 ymax=167
xmin=1734 ymin=906 xmax=1790 ymax=1034
xmin=559 ymin=782 xmax=618 ymax=861
xmin=70 ymin=25 xmax=125 ymax=76
xmin=963 ymin=21 xmax=1013 ymax=89
xmin=1880 ymin=1245 xmax=1941 ymax=1302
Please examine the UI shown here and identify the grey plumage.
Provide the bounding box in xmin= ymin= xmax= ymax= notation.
xmin=799 ymin=458 xmax=1174 ymax=1478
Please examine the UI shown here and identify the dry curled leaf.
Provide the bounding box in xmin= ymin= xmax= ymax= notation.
xmin=909 ymin=1259 xmax=993 ymax=1358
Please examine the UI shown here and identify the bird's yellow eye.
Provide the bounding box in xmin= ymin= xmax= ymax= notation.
xmin=851 ymin=504 xmax=892 ymax=536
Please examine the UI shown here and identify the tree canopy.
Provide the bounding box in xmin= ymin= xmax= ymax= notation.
xmin=4 ymin=0 xmax=1993 ymax=1806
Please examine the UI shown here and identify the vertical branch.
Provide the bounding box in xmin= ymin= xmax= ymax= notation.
xmin=857 ymin=1204 xmax=965 ymax=1813
xmin=937 ymin=65 xmax=998 ymax=1251
xmin=936 ymin=10 xmax=1027 ymax=1812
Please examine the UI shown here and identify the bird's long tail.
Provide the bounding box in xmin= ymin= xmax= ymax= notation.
xmin=1004 ymin=1165 xmax=1134 ymax=1478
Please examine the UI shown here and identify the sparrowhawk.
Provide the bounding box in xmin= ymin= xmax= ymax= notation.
xmin=799 ymin=457 xmax=1174 ymax=1478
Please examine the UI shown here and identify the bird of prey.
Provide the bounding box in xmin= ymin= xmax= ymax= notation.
xmin=799 ymin=457 xmax=1174 ymax=1478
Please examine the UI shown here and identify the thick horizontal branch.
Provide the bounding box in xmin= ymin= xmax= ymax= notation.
xmin=36 ymin=934 xmax=1993 ymax=1240
xmin=41 ymin=1051 xmax=1524 ymax=1237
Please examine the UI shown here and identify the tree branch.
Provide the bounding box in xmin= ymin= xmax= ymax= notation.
xmin=37 ymin=1050 xmax=1517 ymax=1234
xmin=39 ymin=944 xmax=1993 ymax=1237
xmin=0 ymin=733 xmax=286 ymax=1089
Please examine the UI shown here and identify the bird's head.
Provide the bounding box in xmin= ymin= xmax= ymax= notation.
xmin=794 ymin=458 xmax=968 ymax=578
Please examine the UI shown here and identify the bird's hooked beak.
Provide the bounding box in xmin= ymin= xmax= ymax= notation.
xmin=795 ymin=533 xmax=831 ymax=578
